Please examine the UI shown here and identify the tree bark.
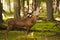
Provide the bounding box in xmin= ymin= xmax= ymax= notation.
xmin=20 ymin=0 xmax=25 ymax=18
xmin=57 ymin=0 xmax=60 ymax=17
xmin=14 ymin=0 xmax=20 ymax=19
xmin=18 ymin=0 xmax=20 ymax=18
xmin=46 ymin=0 xmax=54 ymax=21
xmin=36 ymin=0 xmax=41 ymax=8
xmin=0 ymin=0 xmax=3 ymax=23
xmin=7 ymin=0 xmax=11 ymax=13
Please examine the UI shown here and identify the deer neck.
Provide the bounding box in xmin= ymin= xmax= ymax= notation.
xmin=30 ymin=15 xmax=37 ymax=22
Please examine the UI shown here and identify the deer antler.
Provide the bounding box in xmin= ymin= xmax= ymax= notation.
xmin=32 ymin=7 xmax=40 ymax=16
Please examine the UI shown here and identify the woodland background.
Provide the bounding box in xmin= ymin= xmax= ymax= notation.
xmin=0 ymin=0 xmax=60 ymax=40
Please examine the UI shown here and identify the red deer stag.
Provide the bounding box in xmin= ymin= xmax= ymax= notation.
xmin=5 ymin=7 xmax=40 ymax=40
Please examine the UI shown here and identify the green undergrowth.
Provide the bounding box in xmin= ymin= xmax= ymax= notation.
xmin=0 ymin=20 xmax=60 ymax=40
xmin=32 ymin=20 xmax=60 ymax=32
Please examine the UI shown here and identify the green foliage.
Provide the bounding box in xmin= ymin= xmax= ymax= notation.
xmin=32 ymin=21 xmax=54 ymax=29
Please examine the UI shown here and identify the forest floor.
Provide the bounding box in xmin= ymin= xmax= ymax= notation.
xmin=0 ymin=20 xmax=60 ymax=40
xmin=0 ymin=31 xmax=60 ymax=40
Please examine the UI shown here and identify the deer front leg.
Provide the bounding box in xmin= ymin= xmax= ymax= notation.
xmin=26 ymin=27 xmax=30 ymax=34
xmin=5 ymin=27 xmax=9 ymax=40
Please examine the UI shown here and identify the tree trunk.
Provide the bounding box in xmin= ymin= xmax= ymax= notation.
xmin=53 ymin=0 xmax=57 ymax=13
xmin=7 ymin=0 xmax=11 ymax=13
xmin=27 ymin=0 xmax=29 ymax=13
xmin=57 ymin=0 xmax=59 ymax=8
xmin=46 ymin=0 xmax=54 ymax=21
xmin=14 ymin=0 xmax=20 ymax=19
xmin=0 ymin=0 xmax=3 ymax=23
xmin=20 ymin=0 xmax=25 ymax=18
xmin=57 ymin=0 xmax=60 ymax=17
xmin=18 ymin=0 xmax=20 ymax=18
xmin=36 ymin=0 xmax=41 ymax=8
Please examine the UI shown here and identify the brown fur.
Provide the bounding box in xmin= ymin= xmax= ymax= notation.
xmin=6 ymin=15 xmax=36 ymax=30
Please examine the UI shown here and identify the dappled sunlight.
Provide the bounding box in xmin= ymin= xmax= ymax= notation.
xmin=55 ymin=17 xmax=60 ymax=21
xmin=27 ymin=32 xmax=35 ymax=38
xmin=16 ymin=32 xmax=35 ymax=40
xmin=20 ymin=11 xmax=24 ymax=17
xmin=2 ymin=14 xmax=14 ymax=20
xmin=2 ymin=13 xmax=5 ymax=19
xmin=3 ymin=4 xmax=8 ymax=12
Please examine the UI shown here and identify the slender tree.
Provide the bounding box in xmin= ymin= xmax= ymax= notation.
xmin=0 ymin=0 xmax=3 ymax=23
xmin=57 ymin=0 xmax=60 ymax=17
xmin=46 ymin=0 xmax=54 ymax=21
xmin=36 ymin=0 xmax=41 ymax=8
xmin=18 ymin=0 xmax=20 ymax=17
xmin=20 ymin=0 xmax=25 ymax=18
xmin=7 ymin=0 xmax=11 ymax=13
xmin=27 ymin=0 xmax=29 ymax=13
xmin=14 ymin=0 xmax=20 ymax=19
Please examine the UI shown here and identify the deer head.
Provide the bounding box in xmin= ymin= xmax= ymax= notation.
xmin=27 ymin=7 xmax=40 ymax=18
